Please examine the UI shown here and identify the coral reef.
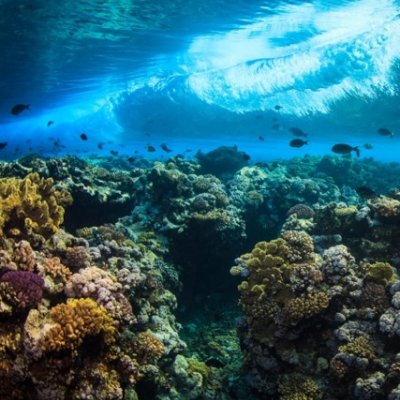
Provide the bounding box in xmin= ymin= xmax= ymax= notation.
xmin=1 ymin=152 xmax=400 ymax=399
xmin=232 ymin=227 xmax=400 ymax=399
xmin=196 ymin=145 xmax=249 ymax=178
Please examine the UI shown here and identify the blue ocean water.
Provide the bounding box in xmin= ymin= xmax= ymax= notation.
xmin=1 ymin=0 xmax=400 ymax=161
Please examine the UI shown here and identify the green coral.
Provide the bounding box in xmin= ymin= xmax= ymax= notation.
xmin=364 ymin=262 xmax=398 ymax=283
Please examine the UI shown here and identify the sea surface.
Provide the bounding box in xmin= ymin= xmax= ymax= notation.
xmin=1 ymin=0 xmax=400 ymax=160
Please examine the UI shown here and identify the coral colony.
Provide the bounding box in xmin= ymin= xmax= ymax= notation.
xmin=2 ymin=149 xmax=400 ymax=399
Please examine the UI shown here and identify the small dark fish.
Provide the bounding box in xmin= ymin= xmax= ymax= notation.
xmin=272 ymin=117 xmax=278 ymax=122
xmin=356 ymin=186 xmax=378 ymax=199
xmin=243 ymin=153 xmax=251 ymax=161
xmin=289 ymin=127 xmax=308 ymax=137
xmin=80 ymin=133 xmax=88 ymax=141
xmin=127 ymin=157 xmax=136 ymax=163
xmin=110 ymin=150 xmax=119 ymax=156
xmin=255 ymin=162 xmax=268 ymax=167
xmin=258 ymin=135 xmax=265 ymax=141
xmin=274 ymin=105 xmax=282 ymax=111
xmin=185 ymin=149 xmax=193 ymax=153
xmin=255 ymin=115 xmax=264 ymax=120
xmin=331 ymin=143 xmax=360 ymax=157
xmin=47 ymin=120 xmax=54 ymax=127
xmin=161 ymin=143 xmax=172 ymax=152
xmin=146 ymin=145 xmax=156 ymax=152
xmin=272 ymin=123 xmax=281 ymax=131
xmin=97 ymin=143 xmax=104 ymax=149
xmin=11 ymin=104 xmax=29 ymax=115
xmin=377 ymin=128 xmax=394 ymax=138
xmin=364 ymin=143 xmax=373 ymax=150
xmin=290 ymin=139 xmax=308 ymax=148
xmin=134 ymin=150 xmax=139 ymax=154
xmin=0 ymin=142 xmax=8 ymax=149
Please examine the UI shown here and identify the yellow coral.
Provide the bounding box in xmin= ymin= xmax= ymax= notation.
xmin=71 ymin=361 xmax=123 ymax=400
xmin=0 ymin=324 xmax=22 ymax=378
xmin=0 ymin=173 xmax=72 ymax=241
xmin=278 ymin=373 xmax=321 ymax=400
xmin=338 ymin=336 xmax=375 ymax=359
xmin=235 ymin=231 xmax=324 ymax=343
xmin=134 ymin=331 xmax=165 ymax=364
xmin=284 ymin=291 xmax=330 ymax=323
xmin=0 ymin=323 xmax=22 ymax=353
xmin=42 ymin=298 xmax=117 ymax=352
xmin=334 ymin=206 xmax=357 ymax=217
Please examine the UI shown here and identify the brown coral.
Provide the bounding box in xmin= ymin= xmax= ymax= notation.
xmin=38 ymin=256 xmax=72 ymax=294
xmin=284 ymin=291 xmax=329 ymax=323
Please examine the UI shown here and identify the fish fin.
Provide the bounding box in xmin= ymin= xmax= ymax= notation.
xmin=354 ymin=146 xmax=360 ymax=157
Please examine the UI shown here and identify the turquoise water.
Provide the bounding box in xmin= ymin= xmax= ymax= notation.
xmin=1 ymin=0 xmax=400 ymax=160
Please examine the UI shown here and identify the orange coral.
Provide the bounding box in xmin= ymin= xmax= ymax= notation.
xmin=38 ymin=256 xmax=72 ymax=294
xmin=42 ymin=298 xmax=117 ymax=352
xmin=134 ymin=331 xmax=165 ymax=364
xmin=13 ymin=240 xmax=36 ymax=271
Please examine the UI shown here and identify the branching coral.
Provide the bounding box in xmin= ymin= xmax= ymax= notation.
xmin=278 ymin=373 xmax=321 ymax=400
xmin=0 ymin=173 xmax=72 ymax=242
xmin=42 ymin=298 xmax=117 ymax=352
xmin=0 ymin=271 xmax=43 ymax=310
xmin=37 ymin=256 xmax=72 ymax=294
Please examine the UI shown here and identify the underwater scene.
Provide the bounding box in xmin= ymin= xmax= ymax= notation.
xmin=3 ymin=0 xmax=400 ymax=399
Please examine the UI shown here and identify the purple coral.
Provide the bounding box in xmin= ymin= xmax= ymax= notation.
xmin=287 ymin=203 xmax=315 ymax=219
xmin=0 ymin=271 xmax=44 ymax=308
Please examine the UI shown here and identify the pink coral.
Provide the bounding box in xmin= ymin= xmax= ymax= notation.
xmin=65 ymin=266 xmax=134 ymax=323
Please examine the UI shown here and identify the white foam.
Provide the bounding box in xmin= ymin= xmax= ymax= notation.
xmin=182 ymin=0 xmax=400 ymax=116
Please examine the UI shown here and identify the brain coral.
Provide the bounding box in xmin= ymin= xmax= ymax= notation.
xmin=0 ymin=172 xmax=72 ymax=242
